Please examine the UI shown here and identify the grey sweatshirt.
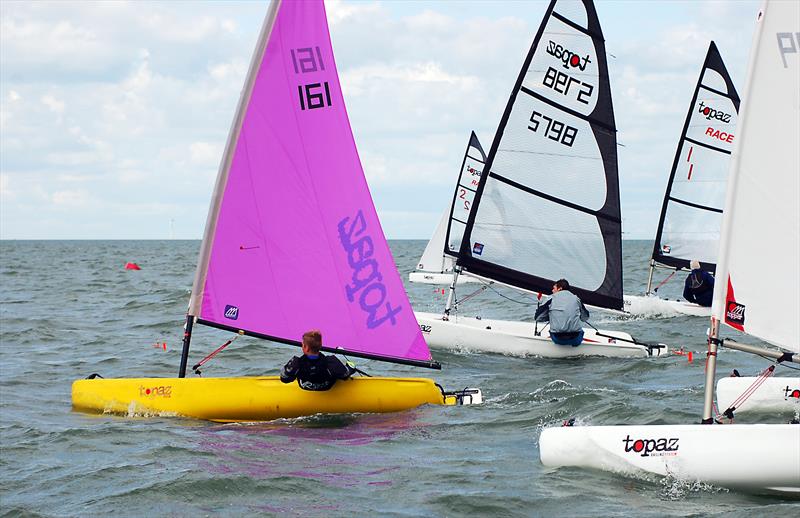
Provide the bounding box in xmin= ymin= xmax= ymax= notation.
xmin=534 ymin=290 xmax=589 ymax=334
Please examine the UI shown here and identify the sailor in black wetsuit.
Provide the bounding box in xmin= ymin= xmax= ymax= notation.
xmin=280 ymin=330 xmax=355 ymax=391
xmin=683 ymin=259 xmax=715 ymax=307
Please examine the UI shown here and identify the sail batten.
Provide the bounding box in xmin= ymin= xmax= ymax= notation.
xmin=187 ymin=0 xmax=434 ymax=366
xmin=651 ymin=42 xmax=740 ymax=272
xmin=457 ymin=0 xmax=623 ymax=310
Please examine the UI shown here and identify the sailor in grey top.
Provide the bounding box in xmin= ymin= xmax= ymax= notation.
xmin=534 ymin=279 xmax=589 ymax=346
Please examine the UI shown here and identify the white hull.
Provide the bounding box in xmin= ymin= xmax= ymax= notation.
xmin=623 ymin=294 xmax=711 ymax=317
xmin=408 ymin=271 xmax=482 ymax=285
xmin=716 ymin=376 xmax=800 ymax=415
xmin=415 ymin=312 xmax=666 ymax=358
xmin=540 ymin=424 xmax=800 ymax=494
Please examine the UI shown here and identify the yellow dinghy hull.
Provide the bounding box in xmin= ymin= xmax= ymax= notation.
xmin=72 ymin=376 xmax=467 ymax=422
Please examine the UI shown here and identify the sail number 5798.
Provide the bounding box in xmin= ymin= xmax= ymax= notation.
xmin=528 ymin=111 xmax=577 ymax=147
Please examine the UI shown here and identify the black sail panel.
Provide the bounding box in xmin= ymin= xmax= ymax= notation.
xmin=457 ymin=0 xmax=623 ymax=310
xmin=651 ymin=41 xmax=740 ymax=272
xmin=444 ymin=132 xmax=487 ymax=258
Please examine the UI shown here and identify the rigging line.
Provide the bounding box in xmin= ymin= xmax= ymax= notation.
xmin=498 ymin=148 xmax=603 ymax=160
xmin=192 ymin=334 xmax=240 ymax=375
xmin=485 ymin=283 xmax=532 ymax=305
xmin=472 ymin=222 xmax=606 ymax=235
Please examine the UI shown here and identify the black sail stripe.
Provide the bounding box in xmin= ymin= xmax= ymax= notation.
xmin=491 ymin=172 xmax=621 ymax=222
xmin=698 ymin=83 xmax=737 ymax=100
xmin=683 ymin=136 xmax=732 ymax=155
xmin=651 ymin=41 xmax=740 ymax=271
xmin=457 ymin=0 xmax=624 ymax=310
xmin=668 ymin=197 xmax=724 ymax=213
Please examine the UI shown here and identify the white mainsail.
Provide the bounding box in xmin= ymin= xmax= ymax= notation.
xmin=651 ymin=42 xmax=740 ymax=273
xmin=711 ymin=1 xmax=800 ymax=352
xmin=411 ymin=132 xmax=486 ymax=283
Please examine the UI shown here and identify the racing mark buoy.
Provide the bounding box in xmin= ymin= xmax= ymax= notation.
xmin=125 ymin=262 xmax=141 ymax=270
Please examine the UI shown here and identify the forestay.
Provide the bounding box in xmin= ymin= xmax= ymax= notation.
xmin=711 ymin=0 xmax=799 ymax=352
xmin=651 ymin=42 xmax=740 ymax=272
xmin=457 ymin=0 xmax=623 ymax=310
xmin=187 ymin=0 xmax=435 ymax=367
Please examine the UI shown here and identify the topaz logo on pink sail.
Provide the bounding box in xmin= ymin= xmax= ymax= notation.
xmin=338 ymin=210 xmax=402 ymax=329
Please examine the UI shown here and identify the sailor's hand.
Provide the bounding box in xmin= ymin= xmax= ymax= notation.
xmin=346 ymin=360 xmax=357 ymax=375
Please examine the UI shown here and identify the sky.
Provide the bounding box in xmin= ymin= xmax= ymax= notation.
xmin=0 ymin=0 xmax=761 ymax=240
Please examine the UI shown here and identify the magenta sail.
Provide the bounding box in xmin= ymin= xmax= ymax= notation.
xmin=190 ymin=0 xmax=432 ymax=365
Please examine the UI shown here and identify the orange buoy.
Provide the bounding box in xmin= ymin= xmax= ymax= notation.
xmin=125 ymin=262 xmax=141 ymax=270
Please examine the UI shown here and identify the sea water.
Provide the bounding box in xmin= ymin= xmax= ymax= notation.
xmin=1 ymin=240 xmax=797 ymax=517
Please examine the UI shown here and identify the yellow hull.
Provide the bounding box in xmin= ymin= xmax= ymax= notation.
xmin=71 ymin=376 xmax=456 ymax=422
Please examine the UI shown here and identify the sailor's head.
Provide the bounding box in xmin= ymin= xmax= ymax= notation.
xmin=302 ymin=329 xmax=322 ymax=355
xmin=552 ymin=278 xmax=570 ymax=293
xmin=690 ymin=259 xmax=701 ymax=271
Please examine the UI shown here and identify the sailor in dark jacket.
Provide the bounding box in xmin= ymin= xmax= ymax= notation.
xmin=683 ymin=259 xmax=715 ymax=307
xmin=280 ymin=329 xmax=355 ymax=391
xmin=534 ymin=278 xmax=590 ymax=346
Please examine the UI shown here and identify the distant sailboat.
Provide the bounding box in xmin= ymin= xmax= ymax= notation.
xmin=540 ymin=0 xmax=800 ymax=493
xmin=624 ymin=42 xmax=740 ymax=318
xmin=409 ymin=132 xmax=486 ymax=286
xmin=72 ymin=0 xmax=480 ymax=422
xmin=416 ymin=0 xmax=668 ymax=358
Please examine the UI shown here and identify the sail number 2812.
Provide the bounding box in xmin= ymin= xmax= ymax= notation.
xmin=543 ymin=66 xmax=593 ymax=105
xmin=528 ymin=111 xmax=577 ymax=147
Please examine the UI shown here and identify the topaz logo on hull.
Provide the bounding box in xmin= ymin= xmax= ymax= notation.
xmin=697 ymin=101 xmax=732 ymax=123
xmin=623 ymin=435 xmax=679 ymax=457
xmin=546 ymin=40 xmax=591 ymax=71
xmin=473 ymin=242 xmax=484 ymax=255
xmin=139 ymin=385 xmax=172 ymax=398
xmin=224 ymin=305 xmax=239 ymax=320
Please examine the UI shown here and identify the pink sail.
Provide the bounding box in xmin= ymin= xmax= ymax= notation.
xmin=188 ymin=0 xmax=432 ymax=365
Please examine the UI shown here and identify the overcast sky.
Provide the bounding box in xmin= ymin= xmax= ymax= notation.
xmin=0 ymin=0 xmax=760 ymax=240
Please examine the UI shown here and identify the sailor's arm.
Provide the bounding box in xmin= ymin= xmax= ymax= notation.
xmin=280 ymin=356 xmax=301 ymax=383
xmin=534 ymin=300 xmax=551 ymax=322
xmin=326 ymin=356 xmax=353 ymax=380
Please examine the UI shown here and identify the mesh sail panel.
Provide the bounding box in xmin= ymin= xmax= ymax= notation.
xmin=652 ymin=42 xmax=740 ymax=271
xmin=457 ymin=0 xmax=622 ymax=310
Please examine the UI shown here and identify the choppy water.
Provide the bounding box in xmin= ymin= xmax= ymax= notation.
xmin=1 ymin=240 xmax=797 ymax=517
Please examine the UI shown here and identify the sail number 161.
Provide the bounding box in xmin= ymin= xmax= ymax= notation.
xmin=528 ymin=111 xmax=577 ymax=147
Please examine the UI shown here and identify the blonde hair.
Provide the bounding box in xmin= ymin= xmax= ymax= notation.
xmin=302 ymin=330 xmax=322 ymax=353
